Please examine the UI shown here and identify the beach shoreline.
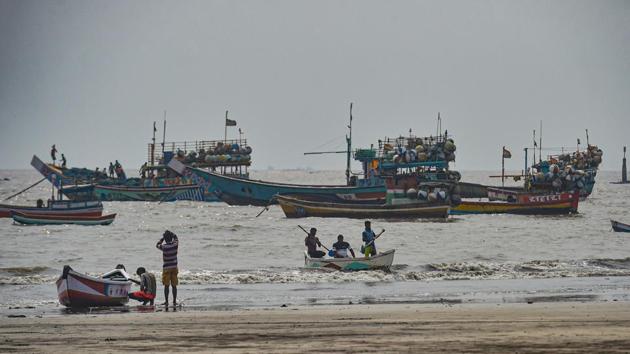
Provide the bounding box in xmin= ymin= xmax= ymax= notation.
xmin=2 ymin=301 xmax=629 ymax=353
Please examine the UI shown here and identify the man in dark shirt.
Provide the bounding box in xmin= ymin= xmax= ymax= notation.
xmin=332 ymin=234 xmax=355 ymax=258
xmin=304 ymin=228 xmax=326 ymax=258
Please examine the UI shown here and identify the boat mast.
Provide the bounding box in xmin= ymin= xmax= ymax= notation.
xmin=539 ymin=120 xmax=542 ymax=163
xmin=346 ymin=103 xmax=353 ymax=185
xmin=162 ymin=110 xmax=167 ymax=155
xmin=151 ymin=121 xmax=156 ymax=166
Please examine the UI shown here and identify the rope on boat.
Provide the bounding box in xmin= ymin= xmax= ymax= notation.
xmin=2 ymin=177 xmax=46 ymax=201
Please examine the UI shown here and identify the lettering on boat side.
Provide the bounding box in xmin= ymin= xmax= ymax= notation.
xmin=527 ymin=195 xmax=561 ymax=203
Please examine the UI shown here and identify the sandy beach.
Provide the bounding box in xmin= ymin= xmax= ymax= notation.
xmin=2 ymin=301 xmax=629 ymax=353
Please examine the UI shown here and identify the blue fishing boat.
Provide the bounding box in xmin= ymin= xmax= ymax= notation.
xmin=168 ymin=159 xmax=385 ymax=206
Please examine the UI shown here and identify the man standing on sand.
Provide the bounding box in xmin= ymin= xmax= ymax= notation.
xmin=156 ymin=230 xmax=179 ymax=307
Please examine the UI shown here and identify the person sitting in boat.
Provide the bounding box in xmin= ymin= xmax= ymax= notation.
xmin=362 ymin=221 xmax=377 ymax=257
xmin=305 ymin=228 xmax=325 ymax=258
xmin=128 ymin=267 xmax=157 ymax=306
xmin=332 ymin=234 xmax=355 ymax=258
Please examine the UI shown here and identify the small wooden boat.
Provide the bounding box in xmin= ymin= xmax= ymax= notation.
xmin=56 ymin=266 xmax=132 ymax=307
xmin=304 ymin=249 xmax=395 ymax=271
xmin=451 ymin=191 xmax=579 ymax=215
xmin=0 ymin=200 xmax=103 ymax=218
xmin=277 ymin=195 xmax=450 ymax=219
xmin=611 ymin=220 xmax=630 ymax=232
xmin=11 ymin=211 xmax=116 ymax=225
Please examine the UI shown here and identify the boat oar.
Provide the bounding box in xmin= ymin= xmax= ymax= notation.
xmin=255 ymin=196 xmax=276 ymax=217
xmin=3 ymin=177 xmax=46 ymax=201
xmin=365 ymin=229 xmax=386 ymax=248
xmin=297 ymin=224 xmax=330 ymax=251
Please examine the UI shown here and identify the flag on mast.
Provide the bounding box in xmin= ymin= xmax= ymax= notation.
xmin=226 ymin=117 xmax=237 ymax=126
xmin=503 ymin=147 xmax=512 ymax=159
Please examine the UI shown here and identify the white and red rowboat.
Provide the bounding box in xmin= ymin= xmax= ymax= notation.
xmin=56 ymin=266 xmax=132 ymax=307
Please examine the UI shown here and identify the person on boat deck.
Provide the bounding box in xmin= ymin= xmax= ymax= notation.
xmin=305 ymin=227 xmax=326 ymax=258
xmin=128 ymin=267 xmax=157 ymax=306
xmin=362 ymin=221 xmax=377 ymax=257
xmin=140 ymin=162 xmax=148 ymax=178
xmin=332 ymin=234 xmax=356 ymax=258
xmin=61 ymin=154 xmax=67 ymax=168
xmin=50 ymin=144 xmax=57 ymax=164
xmin=157 ymin=230 xmax=179 ymax=307
xmin=108 ymin=162 xmax=115 ymax=178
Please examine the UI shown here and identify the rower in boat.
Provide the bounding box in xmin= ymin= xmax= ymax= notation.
xmin=305 ymin=227 xmax=326 ymax=258
xmin=362 ymin=221 xmax=377 ymax=256
xmin=332 ymin=234 xmax=356 ymax=258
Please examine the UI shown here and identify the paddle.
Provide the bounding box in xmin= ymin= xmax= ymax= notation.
xmin=255 ymin=196 xmax=276 ymax=217
xmin=3 ymin=177 xmax=46 ymax=201
xmin=297 ymin=224 xmax=330 ymax=251
xmin=365 ymin=229 xmax=386 ymax=248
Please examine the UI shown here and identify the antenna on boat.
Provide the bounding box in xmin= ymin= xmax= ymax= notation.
xmin=539 ymin=121 xmax=543 ymax=163
xmin=532 ymin=129 xmax=536 ymax=165
xmin=151 ymin=121 xmax=156 ymax=166
xmin=346 ymin=102 xmax=353 ymax=185
xmin=162 ymin=110 xmax=167 ymax=155
xmin=585 ymin=129 xmax=590 ymax=146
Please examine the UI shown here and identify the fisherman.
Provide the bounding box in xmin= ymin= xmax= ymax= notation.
xmin=140 ymin=162 xmax=148 ymax=179
xmin=128 ymin=267 xmax=157 ymax=306
xmin=362 ymin=220 xmax=377 ymax=257
xmin=61 ymin=154 xmax=67 ymax=168
xmin=108 ymin=162 xmax=115 ymax=178
xmin=332 ymin=234 xmax=355 ymax=258
xmin=50 ymin=144 xmax=57 ymax=165
xmin=156 ymin=230 xmax=179 ymax=307
xmin=304 ymin=227 xmax=325 ymax=258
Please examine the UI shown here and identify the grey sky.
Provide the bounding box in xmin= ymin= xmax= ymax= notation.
xmin=1 ymin=0 xmax=628 ymax=173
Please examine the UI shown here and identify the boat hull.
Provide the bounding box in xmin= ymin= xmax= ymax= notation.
xmin=277 ymin=195 xmax=450 ymax=219
xmin=92 ymin=184 xmax=202 ymax=202
xmin=56 ymin=267 xmax=130 ymax=307
xmin=11 ymin=211 xmax=116 ymax=225
xmin=304 ymin=249 xmax=395 ymax=271
xmin=451 ymin=192 xmax=579 ymax=215
xmin=611 ymin=220 xmax=630 ymax=232
xmin=188 ymin=167 xmax=386 ymax=206
xmin=0 ymin=200 xmax=103 ymax=218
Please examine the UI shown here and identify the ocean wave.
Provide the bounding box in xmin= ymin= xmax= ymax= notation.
xmin=3 ymin=258 xmax=630 ymax=285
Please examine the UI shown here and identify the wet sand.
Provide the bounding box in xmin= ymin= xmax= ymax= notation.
xmin=2 ymin=302 xmax=630 ymax=353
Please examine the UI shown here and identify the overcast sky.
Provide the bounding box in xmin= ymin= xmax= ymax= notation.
xmin=1 ymin=0 xmax=628 ymax=173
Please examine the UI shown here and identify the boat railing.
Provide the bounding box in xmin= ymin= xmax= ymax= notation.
xmin=147 ymin=139 xmax=252 ymax=168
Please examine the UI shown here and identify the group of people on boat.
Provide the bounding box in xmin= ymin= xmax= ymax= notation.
xmin=50 ymin=144 xmax=67 ymax=168
xmin=305 ymin=220 xmax=380 ymax=259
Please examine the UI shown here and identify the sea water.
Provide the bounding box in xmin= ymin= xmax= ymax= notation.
xmin=1 ymin=169 xmax=629 ymax=315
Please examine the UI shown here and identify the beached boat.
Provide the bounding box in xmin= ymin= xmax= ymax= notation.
xmin=276 ymin=194 xmax=450 ymax=219
xmin=304 ymin=249 xmax=395 ymax=271
xmin=168 ymin=159 xmax=385 ymax=206
xmin=0 ymin=200 xmax=103 ymax=218
xmin=56 ymin=266 xmax=131 ymax=307
xmin=611 ymin=220 xmax=630 ymax=232
xmin=11 ymin=211 xmax=117 ymax=225
xmin=451 ymin=191 xmax=579 ymax=215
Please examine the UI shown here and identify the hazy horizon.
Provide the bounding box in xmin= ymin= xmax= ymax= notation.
xmin=1 ymin=0 xmax=628 ymax=173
